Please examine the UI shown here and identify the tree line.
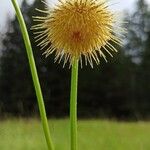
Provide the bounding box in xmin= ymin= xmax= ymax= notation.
xmin=0 ymin=0 xmax=150 ymax=120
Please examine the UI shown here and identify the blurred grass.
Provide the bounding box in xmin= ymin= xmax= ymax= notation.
xmin=0 ymin=119 xmax=150 ymax=150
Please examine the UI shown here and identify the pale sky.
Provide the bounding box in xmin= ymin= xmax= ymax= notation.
xmin=0 ymin=0 xmax=150 ymax=33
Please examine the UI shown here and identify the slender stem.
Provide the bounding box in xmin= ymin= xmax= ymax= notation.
xmin=70 ymin=59 xmax=79 ymax=150
xmin=11 ymin=0 xmax=54 ymax=150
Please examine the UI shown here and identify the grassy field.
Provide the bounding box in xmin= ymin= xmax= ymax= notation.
xmin=0 ymin=119 xmax=150 ymax=150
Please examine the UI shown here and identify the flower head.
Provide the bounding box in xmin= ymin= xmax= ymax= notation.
xmin=32 ymin=0 xmax=124 ymax=67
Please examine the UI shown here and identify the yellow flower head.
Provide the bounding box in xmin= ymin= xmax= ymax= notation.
xmin=32 ymin=0 xmax=123 ymax=67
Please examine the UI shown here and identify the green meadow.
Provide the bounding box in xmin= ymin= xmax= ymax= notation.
xmin=0 ymin=119 xmax=150 ymax=150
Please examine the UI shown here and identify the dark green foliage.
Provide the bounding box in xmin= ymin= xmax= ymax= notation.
xmin=0 ymin=0 xmax=150 ymax=120
xmin=124 ymin=0 xmax=150 ymax=119
xmin=0 ymin=0 xmax=70 ymax=117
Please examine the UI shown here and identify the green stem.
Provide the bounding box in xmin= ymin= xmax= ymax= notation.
xmin=11 ymin=0 xmax=54 ymax=150
xmin=70 ymin=59 xmax=79 ymax=150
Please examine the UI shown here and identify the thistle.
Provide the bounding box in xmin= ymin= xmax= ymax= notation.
xmin=32 ymin=0 xmax=124 ymax=150
xmin=32 ymin=0 xmax=123 ymax=67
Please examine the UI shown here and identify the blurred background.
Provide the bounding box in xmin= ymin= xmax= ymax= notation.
xmin=0 ymin=0 xmax=150 ymax=121
xmin=1 ymin=1 xmax=150 ymax=150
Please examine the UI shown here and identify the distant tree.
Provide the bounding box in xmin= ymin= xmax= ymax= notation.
xmin=137 ymin=31 xmax=150 ymax=118
xmin=124 ymin=0 xmax=150 ymax=119
xmin=78 ymin=50 xmax=137 ymax=119
xmin=124 ymin=0 xmax=150 ymax=63
xmin=0 ymin=0 xmax=70 ymax=117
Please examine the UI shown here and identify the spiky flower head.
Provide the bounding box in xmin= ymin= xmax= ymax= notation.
xmin=32 ymin=0 xmax=123 ymax=67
